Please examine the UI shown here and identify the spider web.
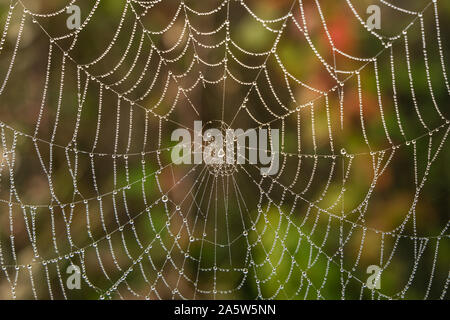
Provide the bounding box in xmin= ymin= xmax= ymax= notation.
xmin=0 ymin=0 xmax=448 ymax=299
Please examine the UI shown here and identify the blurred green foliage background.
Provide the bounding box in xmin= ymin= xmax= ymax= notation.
xmin=0 ymin=0 xmax=448 ymax=299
